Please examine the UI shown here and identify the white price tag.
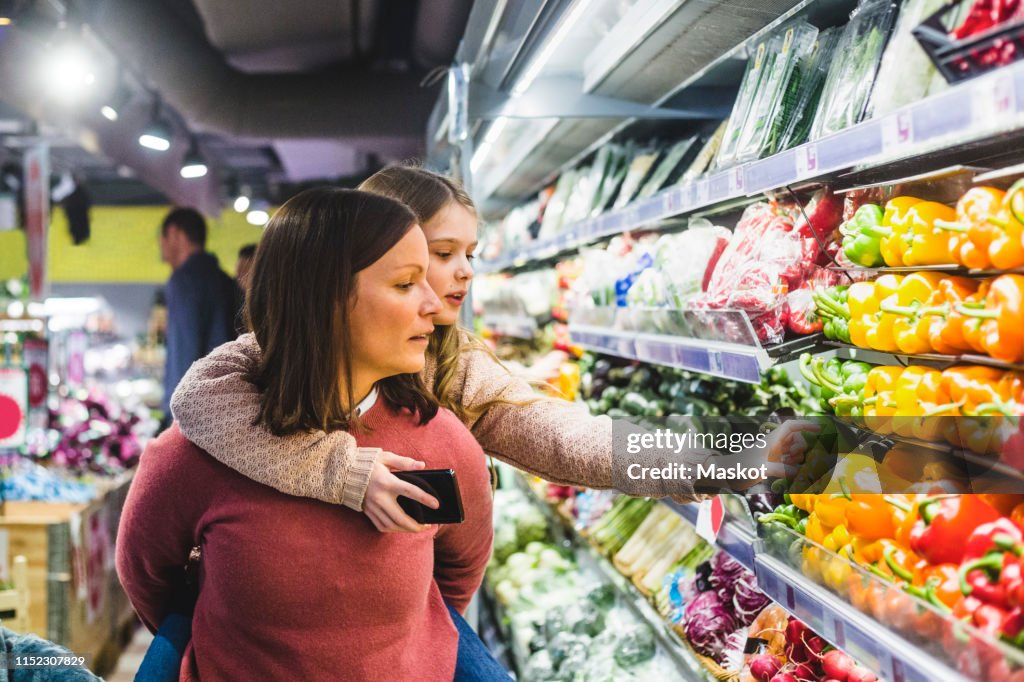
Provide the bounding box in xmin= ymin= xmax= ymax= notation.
xmin=697 ymin=179 xmax=710 ymax=205
xmin=729 ymin=166 xmax=745 ymax=195
xmin=972 ymin=73 xmax=1017 ymax=131
xmin=881 ymin=111 xmax=913 ymax=153
xmin=795 ymin=144 xmax=818 ymax=178
xmin=707 ymin=349 xmax=723 ymax=374
xmin=695 ymin=496 xmax=724 ymax=543
xmin=664 ymin=188 xmax=682 ymax=214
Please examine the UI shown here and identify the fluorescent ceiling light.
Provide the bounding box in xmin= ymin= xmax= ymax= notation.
xmin=100 ymin=105 xmax=117 ymax=121
xmin=233 ymin=195 xmax=250 ymax=213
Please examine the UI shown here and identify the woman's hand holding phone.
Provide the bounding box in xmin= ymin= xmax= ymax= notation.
xmin=364 ymin=452 xmax=439 ymax=533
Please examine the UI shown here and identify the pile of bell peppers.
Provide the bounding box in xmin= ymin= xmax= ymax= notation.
xmin=815 ymin=271 xmax=1024 ymax=364
xmin=838 ymin=182 xmax=1024 ymax=270
xmin=797 ymin=354 xmax=1024 ymax=456
xmin=759 ymin=493 xmax=1024 ymax=679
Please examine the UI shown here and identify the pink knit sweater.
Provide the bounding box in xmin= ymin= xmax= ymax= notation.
xmin=171 ymin=333 xmax=698 ymax=508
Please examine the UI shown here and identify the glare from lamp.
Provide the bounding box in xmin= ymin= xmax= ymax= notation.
xmin=246 ymin=209 xmax=269 ymax=226
xmin=233 ymin=195 xmax=250 ymax=213
xmin=42 ymin=45 xmax=96 ymax=104
xmin=139 ymin=133 xmax=170 ymax=151
xmin=100 ymin=105 xmax=118 ymax=121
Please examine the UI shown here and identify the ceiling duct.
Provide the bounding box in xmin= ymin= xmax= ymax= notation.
xmin=81 ymin=0 xmax=439 ymax=140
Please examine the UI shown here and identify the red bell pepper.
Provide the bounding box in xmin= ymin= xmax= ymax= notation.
xmin=964 ymin=518 xmax=1024 ymax=560
xmin=910 ymin=495 xmax=1002 ymax=565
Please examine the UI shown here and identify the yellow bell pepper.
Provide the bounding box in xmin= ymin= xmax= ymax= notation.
xmin=880 ymin=197 xmax=924 ymax=266
xmin=910 ymin=369 xmax=960 ymax=441
xmin=902 ymin=202 xmax=958 ymax=266
xmin=814 ymin=496 xmax=852 ymax=528
xmin=864 ymin=366 xmax=902 ymax=434
xmin=789 ymin=493 xmax=817 ymax=513
xmin=885 ymin=271 xmax=946 ymax=354
xmin=893 ymin=366 xmax=930 ymax=437
xmin=805 ymin=513 xmax=831 ymax=545
xmin=866 ymin=275 xmax=904 ymax=352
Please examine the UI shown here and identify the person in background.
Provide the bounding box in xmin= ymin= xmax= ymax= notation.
xmin=158 ymin=207 xmax=241 ymax=429
xmin=234 ymin=243 xmax=257 ymax=293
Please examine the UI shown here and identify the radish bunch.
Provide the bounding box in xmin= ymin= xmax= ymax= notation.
xmin=746 ymin=617 xmax=878 ymax=682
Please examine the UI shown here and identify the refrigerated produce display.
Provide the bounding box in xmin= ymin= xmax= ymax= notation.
xmin=450 ymin=0 xmax=1024 ymax=679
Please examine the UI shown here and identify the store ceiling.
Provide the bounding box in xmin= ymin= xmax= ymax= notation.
xmin=0 ymin=0 xmax=473 ymax=213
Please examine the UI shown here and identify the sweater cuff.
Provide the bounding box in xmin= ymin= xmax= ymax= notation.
xmin=342 ymin=447 xmax=380 ymax=511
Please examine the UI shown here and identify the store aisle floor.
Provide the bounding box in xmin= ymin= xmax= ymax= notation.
xmin=104 ymin=625 xmax=151 ymax=681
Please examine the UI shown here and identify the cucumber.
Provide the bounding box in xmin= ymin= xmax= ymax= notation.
xmin=619 ymin=391 xmax=650 ymax=416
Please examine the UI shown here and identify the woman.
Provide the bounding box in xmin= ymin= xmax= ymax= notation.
xmin=117 ymin=188 xmax=497 ymax=681
xmin=171 ymin=165 xmax=705 ymax=534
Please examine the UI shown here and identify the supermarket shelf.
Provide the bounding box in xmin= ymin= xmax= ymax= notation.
xmin=753 ymin=554 xmax=964 ymax=682
xmin=478 ymin=60 xmax=1024 ymax=276
xmin=662 ymin=499 xmax=757 ymax=572
xmin=569 ymin=324 xmax=768 ymax=384
xmin=568 ymin=323 xmax=824 ymax=384
xmin=827 ymin=264 xmax=1024 ymax=277
xmin=825 ymin=339 xmax=1024 ymax=372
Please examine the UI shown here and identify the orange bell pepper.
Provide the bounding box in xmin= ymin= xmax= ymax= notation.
xmin=928 ymin=277 xmax=980 ymax=354
xmin=845 ymin=495 xmax=897 ymax=541
xmin=988 ymin=179 xmax=1024 ymax=269
xmin=958 ymin=274 xmax=1024 ymax=364
xmin=935 ymin=186 xmax=1005 ymax=269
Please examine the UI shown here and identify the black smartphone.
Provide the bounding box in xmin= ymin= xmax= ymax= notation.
xmin=393 ymin=469 xmax=465 ymax=524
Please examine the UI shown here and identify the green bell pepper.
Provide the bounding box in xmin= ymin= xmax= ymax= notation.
xmin=841 ymin=204 xmax=887 ymax=267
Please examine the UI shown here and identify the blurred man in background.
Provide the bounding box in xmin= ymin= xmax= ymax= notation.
xmin=158 ymin=207 xmax=241 ymax=430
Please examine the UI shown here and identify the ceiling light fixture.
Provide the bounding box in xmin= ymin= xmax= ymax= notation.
xmin=510 ymin=0 xmax=595 ymax=96
xmin=246 ymin=209 xmax=269 ymax=226
xmin=101 ymin=78 xmax=131 ymax=122
xmin=179 ymin=137 xmax=208 ymax=178
xmin=139 ymin=98 xmax=171 ymax=151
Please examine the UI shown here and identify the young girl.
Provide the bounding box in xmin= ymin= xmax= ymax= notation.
xmin=170 ymin=165 xmax=704 ymax=533
xmin=117 ymin=189 xmax=497 ymax=681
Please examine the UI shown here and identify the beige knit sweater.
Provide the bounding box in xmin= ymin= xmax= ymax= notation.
xmin=171 ymin=334 xmax=698 ymax=510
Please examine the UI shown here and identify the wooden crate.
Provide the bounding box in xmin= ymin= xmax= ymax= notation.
xmin=0 ymin=473 xmax=136 ymax=673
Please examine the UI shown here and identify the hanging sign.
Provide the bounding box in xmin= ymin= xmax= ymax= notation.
xmin=23 ymin=144 xmax=50 ymax=300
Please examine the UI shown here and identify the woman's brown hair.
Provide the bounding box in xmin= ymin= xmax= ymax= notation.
xmin=245 ymin=187 xmax=439 ymax=435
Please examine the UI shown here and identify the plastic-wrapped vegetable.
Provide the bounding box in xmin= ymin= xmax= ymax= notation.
xmin=680 ymin=121 xmax=728 ymax=183
xmin=774 ymin=28 xmax=841 ymax=153
xmin=867 ymin=0 xmax=947 ymax=117
xmin=811 ymin=0 xmax=899 ymax=139
xmin=635 ymin=137 xmax=697 ymax=200
xmin=613 ymin=148 xmax=661 ymax=209
xmin=735 ymin=21 xmax=819 ymax=162
xmin=715 ymin=36 xmax=771 ymax=169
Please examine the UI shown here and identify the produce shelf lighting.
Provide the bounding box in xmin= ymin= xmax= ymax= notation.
xmin=470 ymin=116 xmax=509 ymax=174
xmin=510 ymin=0 xmax=594 ymax=96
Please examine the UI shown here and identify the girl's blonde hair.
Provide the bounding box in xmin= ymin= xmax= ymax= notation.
xmin=358 ymin=164 xmax=518 ymax=423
